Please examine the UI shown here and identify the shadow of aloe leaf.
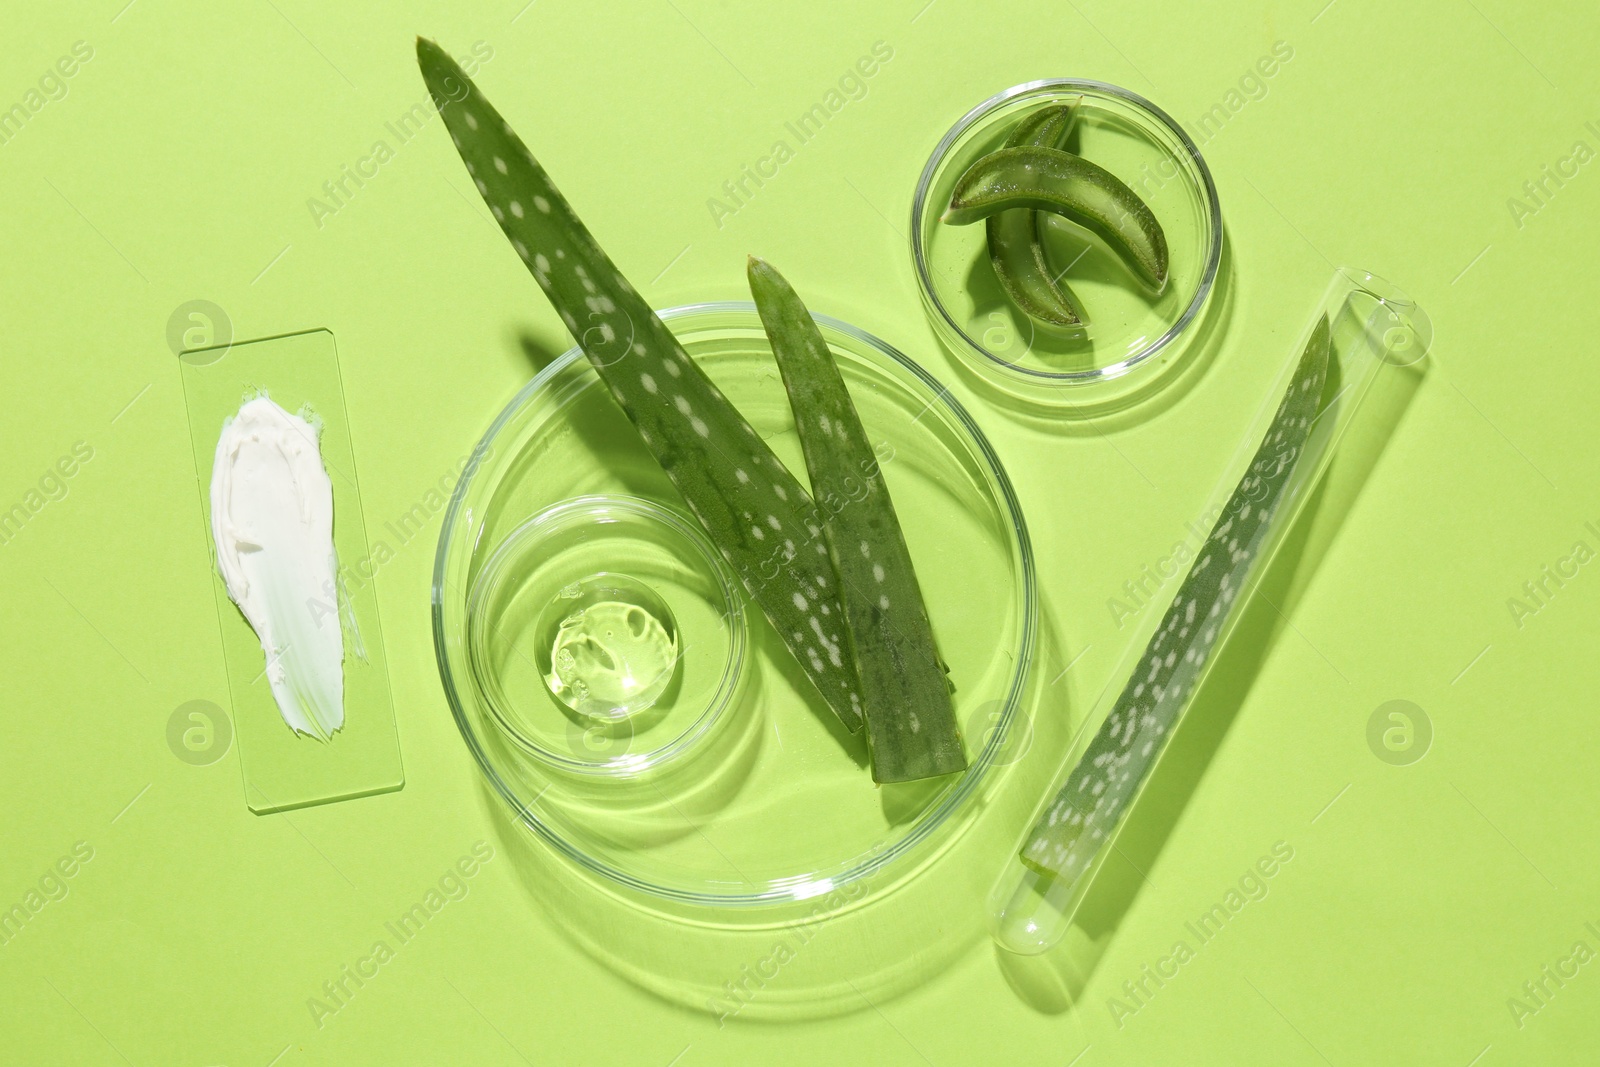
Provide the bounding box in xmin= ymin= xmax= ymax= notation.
xmin=750 ymin=619 xmax=871 ymax=770
xmin=880 ymin=775 xmax=948 ymax=825
xmin=511 ymin=332 xmax=678 ymax=505
xmin=516 ymin=330 xmax=566 ymax=374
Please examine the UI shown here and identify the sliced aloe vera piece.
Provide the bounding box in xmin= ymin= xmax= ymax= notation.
xmin=1020 ymin=316 xmax=1330 ymax=878
xmin=1005 ymin=102 xmax=1078 ymax=155
xmin=944 ymin=145 xmax=1169 ymax=290
xmin=415 ymin=39 xmax=864 ymax=733
xmin=986 ymin=102 xmax=1086 ymax=329
xmin=747 ymin=257 xmax=965 ymax=783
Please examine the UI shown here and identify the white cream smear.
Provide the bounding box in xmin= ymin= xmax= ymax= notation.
xmin=210 ymin=395 xmax=344 ymax=739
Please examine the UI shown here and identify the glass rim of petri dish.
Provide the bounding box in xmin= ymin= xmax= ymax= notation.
xmin=463 ymin=494 xmax=747 ymax=778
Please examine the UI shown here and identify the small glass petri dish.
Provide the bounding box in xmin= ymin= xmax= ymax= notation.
xmin=911 ymin=79 xmax=1223 ymax=407
xmin=464 ymin=495 xmax=745 ymax=779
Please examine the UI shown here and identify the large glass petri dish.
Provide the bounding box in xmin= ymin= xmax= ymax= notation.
xmin=433 ymin=303 xmax=1035 ymax=912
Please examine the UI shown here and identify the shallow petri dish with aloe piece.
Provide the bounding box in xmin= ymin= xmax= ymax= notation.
xmin=912 ymin=80 xmax=1222 ymax=403
xmin=433 ymin=303 xmax=1036 ymax=918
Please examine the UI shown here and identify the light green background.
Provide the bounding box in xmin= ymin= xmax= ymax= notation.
xmin=2 ymin=0 xmax=1596 ymax=1063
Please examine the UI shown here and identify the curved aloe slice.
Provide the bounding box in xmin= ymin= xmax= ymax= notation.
xmin=986 ymin=102 xmax=1086 ymax=329
xmin=1020 ymin=316 xmax=1330 ymax=879
xmin=747 ymin=257 xmax=966 ymax=784
xmin=943 ymin=145 xmax=1169 ymax=290
xmin=415 ymin=39 xmax=864 ymax=733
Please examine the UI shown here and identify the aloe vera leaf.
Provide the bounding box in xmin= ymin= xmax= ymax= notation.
xmin=943 ymin=145 xmax=1169 ymax=290
xmin=986 ymin=102 xmax=1086 ymax=329
xmin=747 ymin=257 xmax=966 ymax=783
xmin=1020 ymin=317 xmax=1330 ymax=879
xmin=415 ymin=38 xmax=864 ymax=733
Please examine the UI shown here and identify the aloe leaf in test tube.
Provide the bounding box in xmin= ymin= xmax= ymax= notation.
xmin=748 ymin=256 xmax=966 ymax=783
xmin=989 ymin=269 xmax=1430 ymax=955
xmin=1019 ymin=317 xmax=1329 ymax=880
xmin=415 ymin=39 xmax=865 ymax=734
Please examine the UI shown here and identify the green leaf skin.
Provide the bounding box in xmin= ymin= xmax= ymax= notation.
xmin=985 ymin=102 xmax=1087 ymax=329
xmin=1020 ymin=317 xmax=1330 ymax=880
xmin=415 ymin=38 xmax=864 ymax=734
xmin=943 ymin=145 xmax=1169 ymax=290
xmin=747 ymin=257 xmax=966 ymax=784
